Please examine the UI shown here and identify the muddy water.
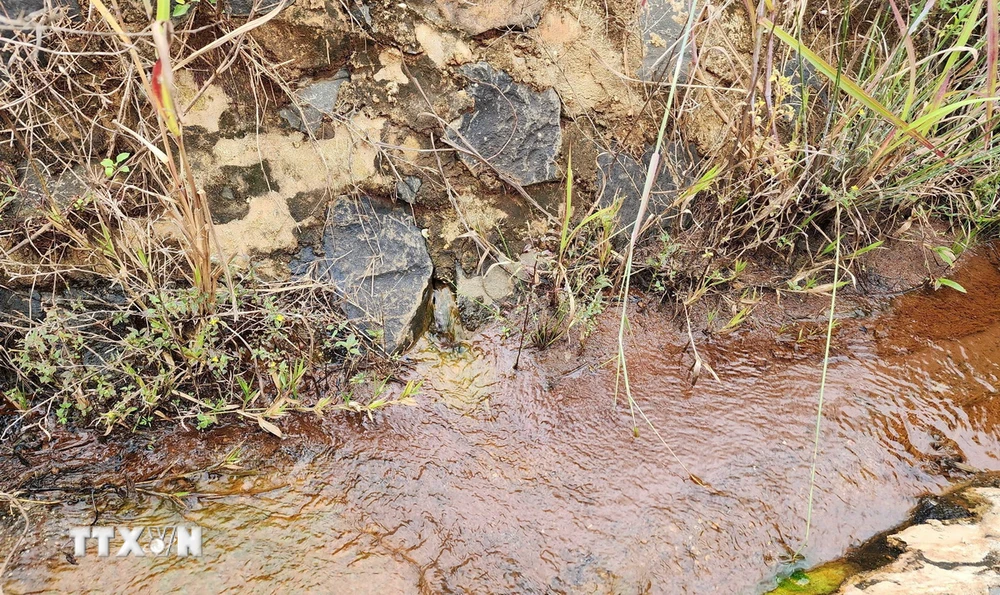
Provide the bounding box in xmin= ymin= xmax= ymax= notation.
xmin=4 ymin=248 xmax=1000 ymax=594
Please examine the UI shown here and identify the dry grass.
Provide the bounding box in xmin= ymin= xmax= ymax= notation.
xmin=0 ymin=3 xmax=398 ymax=437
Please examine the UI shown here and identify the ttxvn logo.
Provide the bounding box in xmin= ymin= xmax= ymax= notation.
xmin=69 ymin=526 xmax=202 ymax=557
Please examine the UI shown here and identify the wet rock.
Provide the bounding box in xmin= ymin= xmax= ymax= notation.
xmin=835 ymin=487 xmax=1000 ymax=595
xmin=457 ymin=261 xmax=515 ymax=306
xmin=279 ymin=70 xmax=350 ymax=134
xmin=417 ymin=0 xmax=546 ymax=35
xmin=430 ymin=286 xmax=463 ymax=344
xmin=596 ymin=143 xmax=696 ymax=243
xmin=455 ymin=265 xmax=511 ymax=330
xmin=395 ymin=176 xmax=421 ymax=204
xmin=446 ymin=62 xmax=561 ymax=187
xmin=223 ymin=0 xmax=287 ymax=17
xmin=292 ymin=196 xmax=433 ymax=352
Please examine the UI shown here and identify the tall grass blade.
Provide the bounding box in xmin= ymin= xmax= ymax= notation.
xmin=760 ymin=18 xmax=950 ymax=161
xmin=987 ymin=0 xmax=998 ymax=146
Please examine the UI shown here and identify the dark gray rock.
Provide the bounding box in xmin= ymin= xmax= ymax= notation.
xmin=291 ymin=196 xmax=433 ymax=353
xmin=782 ymin=56 xmax=829 ymax=117
xmin=279 ymin=70 xmax=350 ymax=134
xmin=446 ymin=62 xmax=561 ymax=187
xmin=596 ymin=143 xmax=696 ymax=244
xmin=13 ymin=164 xmax=92 ymax=218
xmin=0 ymin=288 xmax=42 ymax=321
xmin=2 ymin=0 xmax=78 ymax=19
xmin=395 ymin=176 xmax=421 ymax=204
xmin=223 ymin=0 xmax=288 ymax=17
xmin=1 ymin=0 xmax=79 ymax=65
xmin=349 ymin=2 xmax=372 ymax=27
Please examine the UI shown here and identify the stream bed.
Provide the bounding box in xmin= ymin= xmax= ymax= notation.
xmin=3 ymin=247 xmax=1000 ymax=594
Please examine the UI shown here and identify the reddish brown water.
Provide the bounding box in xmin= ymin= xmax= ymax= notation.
xmin=3 ymin=247 xmax=1000 ymax=594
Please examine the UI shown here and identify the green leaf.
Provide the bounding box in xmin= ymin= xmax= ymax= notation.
xmin=846 ymin=240 xmax=884 ymax=259
xmin=101 ymin=158 xmax=114 ymax=167
xmin=935 ymin=278 xmax=967 ymax=293
xmin=759 ymin=18 xmax=948 ymax=160
xmin=118 ymin=165 xmax=130 ymax=173
xmin=933 ymin=246 xmax=957 ymax=266
xmin=172 ymin=2 xmax=191 ymax=16
xmin=115 ymin=152 xmax=130 ymax=163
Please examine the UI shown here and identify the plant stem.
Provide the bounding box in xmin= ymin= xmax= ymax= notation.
xmin=796 ymin=201 xmax=842 ymax=558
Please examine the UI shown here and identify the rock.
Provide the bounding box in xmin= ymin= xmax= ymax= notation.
xmin=430 ymin=286 xmax=462 ymax=344
xmin=247 ymin=5 xmax=353 ymax=75
xmin=457 ymin=261 xmax=515 ymax=306
xmin=781 ymin=56 xmax=829 ymax=119
xmin=417 ymin=0 xmax=546 ymax=35
xmin=835 ymin=487 xmax=1000 ymax=595
xmin=0 ymin=288 xmax=42 ymax=321
xmin=638 ymin=0 xmax=687 ymax=80
xmin=446 ymin=62 xmax=561 ymax=187
xmin=292 ymin=196 xmax=433 ymax=352
xmin=223 ymin=0 xmax=287 ymax=17
xmin=2 ymin=0 xmax=78 ymax=20
xmin=279 ymin=69 xmax=351 ymax=134
xmin=13 ymin=164 xmax=92 ymax=217
xmin=395 ymin=176 xmax=421 ymax=204
xmin=596 ymin=143 xmax=696 ymax=244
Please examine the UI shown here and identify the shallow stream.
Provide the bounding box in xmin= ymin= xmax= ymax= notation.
xmin=4 ymin=248 xmax=1000 ymax=593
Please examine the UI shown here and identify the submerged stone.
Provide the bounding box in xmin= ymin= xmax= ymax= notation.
xmin=279 ymin=69 xmax=351 ymax=134
xmin=446 ymin=62 xmax=561 ymax=187
xmin=291 ymin=196 xmax=433 ymax=352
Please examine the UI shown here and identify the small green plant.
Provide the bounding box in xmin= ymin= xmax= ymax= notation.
xmin=101 ymin=152 xmax=130 ymax=178
xmin=56 ymin=401 xmax=73 ymax=424
xmin=335 ymin=377 xmax=420 ymax=419
xmin=334 ymin=333 xmax=362 ymax=356
xmin=196 ymin=411 xmax=216 ymax=429
xmin=4 ymin=388 xmax=29 ymax=411
xmin=172 ymin=0 xmax=215 ymax=17
xmin=933 ymin=277 xmax=968 ymax=293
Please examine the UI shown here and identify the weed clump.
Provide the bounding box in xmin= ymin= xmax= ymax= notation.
xmin=0 ymin=277 xmax=378 ymax=435
xmin=0 ymin=0 xmax=397 ymax=437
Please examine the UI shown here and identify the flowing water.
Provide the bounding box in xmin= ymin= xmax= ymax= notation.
xmin=4 ymin=247 xmax=1000 ymax=594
